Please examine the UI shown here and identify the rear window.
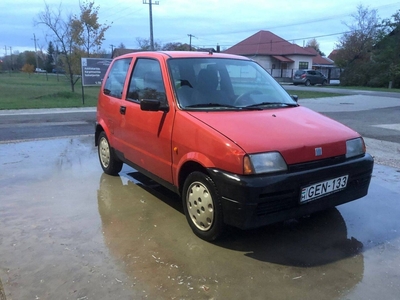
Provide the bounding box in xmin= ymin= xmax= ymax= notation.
xmin=295 ymin=70 xmax=306 ymax=76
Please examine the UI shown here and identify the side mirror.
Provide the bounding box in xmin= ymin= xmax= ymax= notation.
xmin=140 ymin=99 xmax=169 ymax=112
xmin=291 ymin=95 xmax=298 ymax=102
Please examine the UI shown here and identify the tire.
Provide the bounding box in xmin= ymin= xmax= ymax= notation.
xmin=322 ymin=79 xmax=328 ymax=86
xmin=97 ymin=131 xmax=123 ymax=176
xmin=182 ymin=171 xmax=225 ymax=241
xmin=305 ymin=79 xmax=311 ymax=86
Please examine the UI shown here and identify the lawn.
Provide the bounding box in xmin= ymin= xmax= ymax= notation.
xmin=286 ymin=90 xmax=344 ymax=99
xmin=0 ymin=71 xmax=350 ymax=110
xmin=0 ymin=72 xmax=100 ymax=110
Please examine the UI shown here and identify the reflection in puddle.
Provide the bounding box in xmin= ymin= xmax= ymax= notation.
xmin=97 ymin=172 xmax=364 ymax=299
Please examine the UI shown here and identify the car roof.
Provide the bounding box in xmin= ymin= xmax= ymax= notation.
xmin=117 ymin=51 xmax=251 ymax=61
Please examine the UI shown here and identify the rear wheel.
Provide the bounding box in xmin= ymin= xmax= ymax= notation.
xmin=98 ymin=132 xmax=123 ymax=176
xmin=182 ymin=171 xmax=225 ymax=241
xmin=305 ymin=79 xmax=311 ymax=86
xmin=322 ymin=79 xmax=328 ymax=86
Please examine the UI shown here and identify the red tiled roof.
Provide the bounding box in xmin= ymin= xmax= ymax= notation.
xmin=272 ymin=55 xmax=294 ymax=62
xmin=328 ymin=49 xmax=339 ymax=61
xmin=304 ymin=47 xmax=334 ymax=65
xmin=224 ymin=30 xmax=314 ymax=56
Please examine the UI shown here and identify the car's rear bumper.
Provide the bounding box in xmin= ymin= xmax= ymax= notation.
xmin=208 ymin=154 xmax=374 ymax=229
xmin=292 ymin=78 xmax=306 ymax=84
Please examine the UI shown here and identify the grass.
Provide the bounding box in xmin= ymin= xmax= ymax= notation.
xmin=287 ymin=90 xmax=344 ymax=99
xmin=328 ymin=85 xmax=400 ymax=93
xmin=0 ymin=72 xmax=100 ymax=110
xmin=4 ymin=71 xmax=394 ymax=110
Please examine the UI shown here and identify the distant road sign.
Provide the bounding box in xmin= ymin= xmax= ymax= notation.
xmin=81 ymin=58 xmax=112 ymax=86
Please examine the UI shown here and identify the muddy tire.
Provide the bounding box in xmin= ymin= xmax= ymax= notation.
xmin=97 ymin=132 xmax=123 ymax=176
xmin=182 ymin=171 xmax=225 ymax=241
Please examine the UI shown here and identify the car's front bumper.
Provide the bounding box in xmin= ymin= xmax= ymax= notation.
xmin=208 ymin=154 xmax=374 ymax=229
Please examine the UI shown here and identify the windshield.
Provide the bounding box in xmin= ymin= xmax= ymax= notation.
xmin=168 ymin=57 xmax=297 ymax=110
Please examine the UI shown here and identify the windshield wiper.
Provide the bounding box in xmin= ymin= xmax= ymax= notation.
xmin=185 ymin=103 xmax=238 ymax=108
xmin=185 ymin=103 xmax=265 ymax=110
xmin=244 ymin=102 xmax=298 ymax=108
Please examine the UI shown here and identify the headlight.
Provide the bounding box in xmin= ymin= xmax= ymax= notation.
xmin=244 ymin=152 xmax=287 ymax=175
xmin=346 ymin=138 xmax=365 ymax=158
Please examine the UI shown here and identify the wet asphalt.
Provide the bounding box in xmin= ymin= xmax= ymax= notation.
xmin=1 ymin=95 xmax=400 ymax=299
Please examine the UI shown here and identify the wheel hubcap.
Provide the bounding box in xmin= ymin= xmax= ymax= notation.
xmin=186 ymin=181 xmax=214 ymax=231
xmin=99 ymin=137 xmax=110 ymax=168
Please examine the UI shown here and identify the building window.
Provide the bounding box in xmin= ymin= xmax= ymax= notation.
xmin=299 ymin=62 xmax=309 ymax=70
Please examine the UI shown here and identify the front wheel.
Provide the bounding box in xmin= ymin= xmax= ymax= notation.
xmin=182 ymin=171 xmax=225 ymax=241
xmin=97 ymin=132 xmax=123 ymax=176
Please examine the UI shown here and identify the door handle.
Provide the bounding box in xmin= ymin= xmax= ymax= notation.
xmin=120 ymin=106 xmax=126 ymax=115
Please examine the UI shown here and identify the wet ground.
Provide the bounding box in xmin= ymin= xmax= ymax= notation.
xmin=1 ymin=136 xmax=400 ymax=300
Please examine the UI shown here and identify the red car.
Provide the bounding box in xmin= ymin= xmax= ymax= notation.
xmin=95 ymin=51 xmax=373 ymax=241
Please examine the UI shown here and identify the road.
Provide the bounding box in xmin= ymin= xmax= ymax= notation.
xmin=0 ymin=108 xmax=95 ymax=142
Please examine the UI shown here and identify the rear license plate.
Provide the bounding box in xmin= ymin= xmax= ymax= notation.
xmin=300 ymin=175 xmax=348 ymax=203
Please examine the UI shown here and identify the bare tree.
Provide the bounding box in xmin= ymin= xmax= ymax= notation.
xmin=36 ymin=2 xmax=79 ymax=92
xmin=36 ymin=1 xmax=111 ymax=92
xmin=335 ymin=5 xmax=380 ymax=68
xmin=135 ymin=37 xmax=162 ymax=50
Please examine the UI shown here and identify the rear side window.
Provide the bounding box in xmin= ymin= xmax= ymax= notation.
xmin=295 ymin=70 xmax=305 ymax=76
xmin=103 ymin=58 xmax=131 ymax=99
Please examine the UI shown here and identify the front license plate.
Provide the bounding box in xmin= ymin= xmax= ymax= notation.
xmin=300 ymin=175 xmax=348 ymax=203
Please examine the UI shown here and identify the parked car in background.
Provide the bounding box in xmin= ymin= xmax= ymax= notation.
xmin=95 ymin=51 xmax=373 ymax=241
xmin=52 ymin=68 xmax=65 ymax=74
xmin=293 ymin=70 xmax=328 ymax=86
xmin=35 ymin=68 xmax=46 ymax=73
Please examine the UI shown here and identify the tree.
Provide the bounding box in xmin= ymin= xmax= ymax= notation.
xmin=22 ymin=63 xmax=35 ymax=75
xmin=45 ymin=41 xmax=55 ymax=73
xmin=36 ymin=3 xmax=78 ymax=91
xmin=162 ymin=42 xmax=191 ymax=51
xmin=370 ymin=10 xmax=400 ymax=88
xmin=118 ymin=42 xmax=126 ymax=49
xmin=335 ymin=5 xmax=380 ymax=86
xmin=70 ymin=1 xmax=111 ymax=56
xmin=306 ymin=38 xmax=325 ymax=56
xmin=136 ymin=37 xmax=162 ymax=50
xmin=36 ymin=1 xmax=110 ymax=92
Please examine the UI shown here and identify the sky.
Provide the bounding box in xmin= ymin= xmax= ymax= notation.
xmin=1 ymin=0 xmax=400 ymax=57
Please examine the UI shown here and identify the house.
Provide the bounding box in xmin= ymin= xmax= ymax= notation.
xmin=224 ymin=30 xmax=335 ymax=81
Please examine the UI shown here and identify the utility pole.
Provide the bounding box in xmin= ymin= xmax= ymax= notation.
xmin=9 ymin=46 xmax=12 ymax=70
xmin=143 ymin=0 xmax=159 ymax=51
xmin=32 ymin=33 xmax=39 ymax=68
xmin=187 ymin=34 xmax=196 ymax=51
xmin=4 ymin=46 xmax=8 ymax=71
xmin=110 ymin=44 xmax=115 ymax=56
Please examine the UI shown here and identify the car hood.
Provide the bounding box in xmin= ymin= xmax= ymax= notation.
xmin=187 ymin=107 xmax=360 ymax=165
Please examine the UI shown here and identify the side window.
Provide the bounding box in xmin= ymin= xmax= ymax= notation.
xmin=103 ymin=58 xmax=131 ymax=99
xmin=127 ymin=58 xmax=166 ymax=103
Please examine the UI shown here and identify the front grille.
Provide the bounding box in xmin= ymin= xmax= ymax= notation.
xmin=288 ymin=155 xmax=346 ymax=173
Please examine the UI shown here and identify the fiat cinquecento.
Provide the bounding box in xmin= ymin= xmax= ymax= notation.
xmin=95 ymin=51 xmax=374 ymax=241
